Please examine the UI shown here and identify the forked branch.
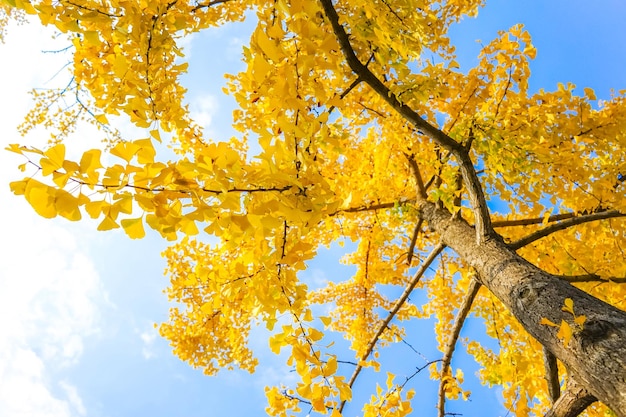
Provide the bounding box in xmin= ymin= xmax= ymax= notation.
xmin=437 ymin=278 xmax=481 ymax=417
xmin=544 ymin=378 xmax=596 ymax=417
xmin=510 ymin=210 xmax=626 ymax=250
xmin=339 ymin=243 xmax=446 ymax=412
xmin=318 ymin=0 xmax=492 ymax=243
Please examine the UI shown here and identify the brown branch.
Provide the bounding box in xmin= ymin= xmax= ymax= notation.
xmin=406 ymin=219 xmax=423 ymax=266
xmin=406 ymin=154 xmax=427 ymax=199
xmin=437 ymin=278 xmax=481 ymax=417
xmin=191 ymin=0 xmax=233 ymax=12
xmin=339 ymin=243 xmax=446 ymax=412
xmin=544 ymin=378 xmax=596 ymax=417
xmin=556 ymin=274 xmax=626 ymax=284
xmin=544 ymin=347 xmax=560 ymax=403
xmin=67 ymin=176 xmax=295 ymax=195
xmin=406 ymin=154 xmax=427 ymax=265
xmin=63 ymin=0 xmax=122 ymax=18
xmin=328 ymin=76 xmax=363 ymax=114
xmin=318 ymin=0 xmax=492 ymax=242
xmin=331 ymin=200 xmax=414 ymax=216
xmin=492 ymin=212 xmax=578 ymax=227
xmin=22 ymin=159 xmax=291 ymax=196
xmin=510 ymin=210 xmax=626 ymax=250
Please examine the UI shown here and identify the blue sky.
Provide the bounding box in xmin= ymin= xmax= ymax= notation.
xmin=1 ymin=2 xmax=625 ymax=417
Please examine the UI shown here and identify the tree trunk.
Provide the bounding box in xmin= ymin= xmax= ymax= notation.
xmin=419 ymin=202 xmax=626 ymax=417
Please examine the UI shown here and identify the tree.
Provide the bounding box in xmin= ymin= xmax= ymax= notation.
xmin=3 ymin=0 xmax=626 ymax=416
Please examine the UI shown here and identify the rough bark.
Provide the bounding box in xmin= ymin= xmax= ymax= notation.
xmin=543 ymin=347 xmax=561 ymax=403
xmin=419 ymin=201 xmax=626 ymax=417
xmin=544 ymin=378 xmax=596 ymax=417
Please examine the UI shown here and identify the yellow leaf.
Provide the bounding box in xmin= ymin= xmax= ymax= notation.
xmin=121 ymin=217 xmax=145 ymax=239
xmin=41 ymin=143 xmax=66 ymax=175
xmin=562 ymin=298 xmax=575 ymax=315
xmin=135 ymin=139 xmax=156 ymax=164
xmin=113 ymin=54 xmax=129 ymax=77
xmin=6 ymin=143 xmax=24 ymax=154
xmin=386 ymin=372 xmax=395 ymax=389
xmin=269 ymin=332 xmax=285 ymax=354
xmin=55 ymin=189 xmax=81 ymax=221
xmin=9 ymin=180 xmax=28 ymax=195
xmin=83 ymin=31 xmax=100 ymax=45
xmin=150 ymin=129 xmax=162 ymax=142
xmin=336 ymin=378 xmax=352 ymax=402
xmin=583 ymin=87 xmax=596 ymax=100
xmin=79 ymin=149 xmax=103 ymax=174
xmin=200 ymin=302 xmax=214 ymax=315
xmin=111 ymin=141 xmax=139 ymax=163
xmin=45 ymin=143 xmax=65 ymax=166
xmin=24 ymin=179 xmax=56 ymax=218
xmin=94 ymin=114 xmax=109 ymax=124
xmin=540 ymin=317 xmax=558 ymax=327
xmin=179 ymin=217 xmax=199 ymax=236
xmin=308 ymin=327 xmax=323 ymax=342
xmin=97 ymin=216 xmax=120 ymax=231
xmin=255 ymin=28 xmax=282 ymax=62
xmin=557 ymin=320 xmax=573 ymax=347
xmin=324 ymin=356 xmax=337 ymax=376
xmin=52 ymin=171 xmax=72 ymax=188
xmin=85 ymin=200 xmax=107 ymax=219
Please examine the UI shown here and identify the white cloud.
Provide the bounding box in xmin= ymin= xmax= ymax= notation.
xmin=0 ymin=20 xmax=104 ymax=417
xmin=139 ymin=325 xmax=158 ymax=360
xmin=59 ymin=381 xmax=87 ymax=417
xmin=190 ymin=94 xmax=219 ymax=134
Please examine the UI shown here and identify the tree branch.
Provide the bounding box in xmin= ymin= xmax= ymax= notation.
xmin=331 ymin=200 xmax=414 ymax=216
xmin=406 ymin=219 xmax=423 ymax=266
xmin=318 ymin=0 xmax=492 ymax=243
xmin=339 ymin=243 xmax=446 ymax=412
xmin=543 ymin=347 xmax=560 ymax=403
xmin=556 ymin=274 xmax=626 ymax=284
xmin=437 ymin=278 xmax=481 ymax=417
xmin=544 ymin=377 xmax=596 ymax=417
xmin=510 ymin=210 xmax=626 ymax=250
xmin=191 ymin=0 xmax=233 ymax=12
xmin=406 ymin=154 xmax=427 ymax=199
xmin=492 ymin=212 xmax=578 ymax=227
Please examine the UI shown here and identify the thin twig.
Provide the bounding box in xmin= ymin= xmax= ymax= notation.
xmin=492 ymin=212 xmax=578 ymax=227
xmin=407 ymin=154 xmax=427 ymax=199
xmin=510 ymin=210 xmax=626 ymax=250
xmin=331 ymin=200 xmax=414 ymax=216
xmin=437 ymin=278 xmax=481 ymax=417
xmin=555 ymin=274 xmax=626 ymax=284
xmin=318 ymin=0 xmax=492 ymax=243
xmin=406 ymin=219 xmax=423 ymax=266
xmin=339 ymin=243 xmax=446 ymax=412
xmin=191 ymin=0 xmax=233 ymax=12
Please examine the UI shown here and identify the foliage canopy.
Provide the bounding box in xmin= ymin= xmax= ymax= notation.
xmin=3 ymin=0 xmax=626 ymax=416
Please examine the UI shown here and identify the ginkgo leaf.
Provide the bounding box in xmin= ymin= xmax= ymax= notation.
xmin=121 ymin=217 xmax=145 ymax=239
xmin=557 ymin=320 xmax=573 ymax=347
xmin=24 ymin=179 xmax=56 ymax=218
xmin=79 ymin=149 xmax=103 ymax=174
xmin=97 ymin=216 xmax=119 ymax=231
xmin=55 ymin=189 xmax=81 ymax=221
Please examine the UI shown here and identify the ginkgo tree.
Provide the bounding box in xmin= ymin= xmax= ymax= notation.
xmin=3 ymin=0 xmax=626 ymax=416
